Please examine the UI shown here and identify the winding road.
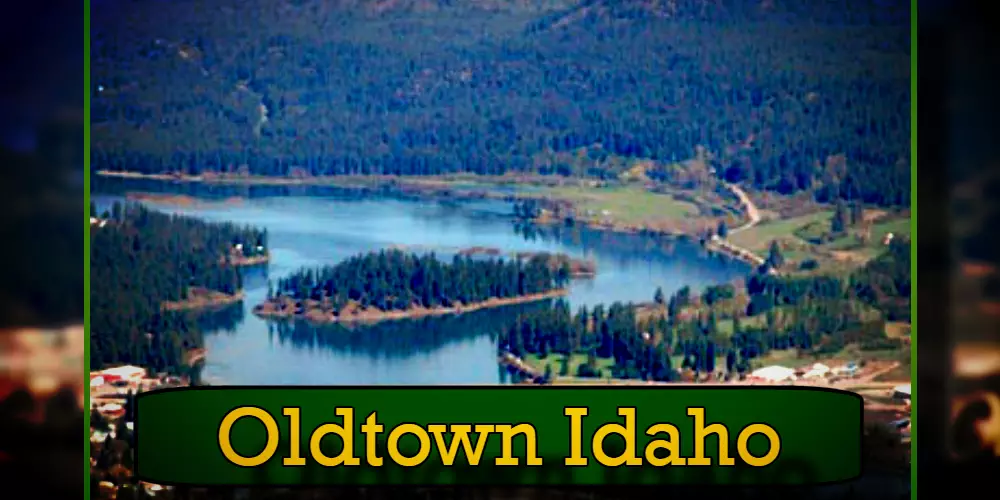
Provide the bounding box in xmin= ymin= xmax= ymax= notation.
xmin=725 ymin=182 xmax=761 ymax=234
xmin=703 ymin=181 xmax=768 ymax=269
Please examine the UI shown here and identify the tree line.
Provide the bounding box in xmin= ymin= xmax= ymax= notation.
xmin=90 ymin=202 xmax=267 ymax=373
xmin=269 ymin=249 xmax=569 ymax=313
xmin=501 ymin=238 xmax=910 ymax=382
xmin=91 ymin=0 xmax=909 ymax=207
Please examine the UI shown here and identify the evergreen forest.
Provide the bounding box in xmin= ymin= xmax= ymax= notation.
xmin=500 ymin=237 xmax=910 ymax=382
xmin=267 ymin=249 xmax=569 ymax=314
xmin=89 ymin=202 xmax=267 ymax=372
xmin=92 ymin=0 xmax=910 ymax=207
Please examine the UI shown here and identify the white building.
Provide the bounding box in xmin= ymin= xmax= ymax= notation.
xmin=802 ymin=363 xmax=831 ymax=379
xmin=750 ymin=365 xmax=796 ymax=382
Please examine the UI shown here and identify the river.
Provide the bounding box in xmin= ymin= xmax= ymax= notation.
xmin=92 ymin=181 xmax=749 ymax=386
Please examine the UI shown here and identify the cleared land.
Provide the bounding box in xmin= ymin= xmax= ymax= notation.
xmin=522 ymin=352 xmax=616 ymax=378
xmin=543 ymin=185 xmax=700 ymax=222
xmin=729 ymin=211 xmax=834 ymax=253
xmin=728 ymin=207 xmax=910 ymax=272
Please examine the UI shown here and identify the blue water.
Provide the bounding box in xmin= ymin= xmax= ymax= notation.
xmin=92 ymin=192 xmax=749 ymax=385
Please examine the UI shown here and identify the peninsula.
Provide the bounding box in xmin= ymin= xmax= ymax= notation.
xmin=253 ymin=249 xmax=570 ymax=325
xmin=386 ymin=245 xmax=598 ymax=279
xmin=90 ymin=202 xmax=265 ymax=374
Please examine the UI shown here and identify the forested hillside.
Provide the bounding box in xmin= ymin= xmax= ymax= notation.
xmin=91 ymin=0 xmax=910 ymax=206
xmin=89 ymin=202 xmax=266 ymax=372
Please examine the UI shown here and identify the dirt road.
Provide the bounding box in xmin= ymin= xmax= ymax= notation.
xmin=725 ymin=182 xmax=761 ymax=234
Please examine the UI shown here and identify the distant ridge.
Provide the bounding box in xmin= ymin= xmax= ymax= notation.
xmin=527 ymin=0 xmax=909 ymax=31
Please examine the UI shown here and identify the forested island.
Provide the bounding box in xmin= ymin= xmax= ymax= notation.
xmin=89 ymin=202 xmax=268 ymax=373
xmin=501 ymin=238 xmax=911 ymax=383
xmin=253 ymin=249 xmax=570 ymax=324
xmin=92 ymin=0 xmax=909 ymax=208
xmin=449 ymin=247 xmax=597 ymax=278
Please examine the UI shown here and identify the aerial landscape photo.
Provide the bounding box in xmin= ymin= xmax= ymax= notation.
xmin=89 ymin=0 xmax=911 ymax=497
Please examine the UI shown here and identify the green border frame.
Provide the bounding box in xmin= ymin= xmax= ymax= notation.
xmin=81 ymin=0 xmax=919 ymax=497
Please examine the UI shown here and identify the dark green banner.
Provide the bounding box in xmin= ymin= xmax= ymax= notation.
xmin=135 ymin=386 xmax=861 ymax=486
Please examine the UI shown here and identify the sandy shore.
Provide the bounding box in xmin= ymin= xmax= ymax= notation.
xmin=225 ymin=253 xmax=270 ymax=267
xmin=161 ymin=288 xmax=245 ymax=312
xmin=253 ymin=288 xmax=568 ymax=325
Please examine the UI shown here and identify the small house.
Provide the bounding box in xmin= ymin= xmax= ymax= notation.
xmin=749 ymin=365 xmax=796 ymax=383
xmin=801 ymin=363 xmax=831 ymax=379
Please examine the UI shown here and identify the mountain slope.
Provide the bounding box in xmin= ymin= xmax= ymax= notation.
xmin=91 ymin=0 xmax=911 ymax=207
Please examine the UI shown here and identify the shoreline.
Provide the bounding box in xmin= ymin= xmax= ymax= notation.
xmin=97 ymin=169 xmax=563 ymax=188
xmin=98 ymin=170 xmax=764 ymax=269
xmin=125 ymin=191 xmax=245 ymax=207
xmin=225 ymin=253 xmax=270 ymax=267
xmin=253 ymin=288 xmax=569 ymax=325
xmin=160 ymin=288 xmax=245 ymax=312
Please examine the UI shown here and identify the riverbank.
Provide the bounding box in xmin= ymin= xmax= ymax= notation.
xmin=253 ymin=288 xmax=569 ymax=325
xmin=125 ymin=192 xmax=244 ymax=207
xmin=98 ymin=169 xmax=746 ymax=252
xmin=98 ymin=170 xmax=725 ymax=228
xmin=160 ymin=288 xmax=245 ymax=312
xmin=98 ymin=170 xmax=908 ymax=273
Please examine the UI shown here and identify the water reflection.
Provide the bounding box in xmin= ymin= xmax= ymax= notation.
xmin=94 ymin=178 xmax=749 ymax=385
xmin=513 ymin=221 xmax=708 ymax=266
xmin=266 ymin=301 xmax=552 ymax=359
xmin=195 ymin=303 xmax=246 ymax=337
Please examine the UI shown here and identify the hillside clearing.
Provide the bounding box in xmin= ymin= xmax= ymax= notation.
xmin=541 ymin=185 xmax=702 ymax=225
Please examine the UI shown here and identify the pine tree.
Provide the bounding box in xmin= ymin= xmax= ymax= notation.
xmin=832 ymin=201 xmax=849 ymax=234
xmin=849 ymin=201 xmax=864 ymax=226
xmin=667 ymin=295 xmax=679 ymax=323
xmin=766 ymin=240 xmax=785 ymax=269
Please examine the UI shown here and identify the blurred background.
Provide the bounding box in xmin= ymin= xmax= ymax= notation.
xmin=0 ymin=0 xmax=84 ymax=496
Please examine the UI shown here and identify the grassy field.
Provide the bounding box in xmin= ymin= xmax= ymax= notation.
xmin=728 ymin=211 xmax=833 ymax=252
xmin=825 ymin=216 xmax=911 ymax=250
xmin=541 ymin=185 xmax=701 ymax=225
xmin=522 ymin=352 xmax=616 ymax=377
xmin=714 ymin=314 xmax=767 ymax=336
xmin=726 ymin=207 xmax=910 ymax=273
